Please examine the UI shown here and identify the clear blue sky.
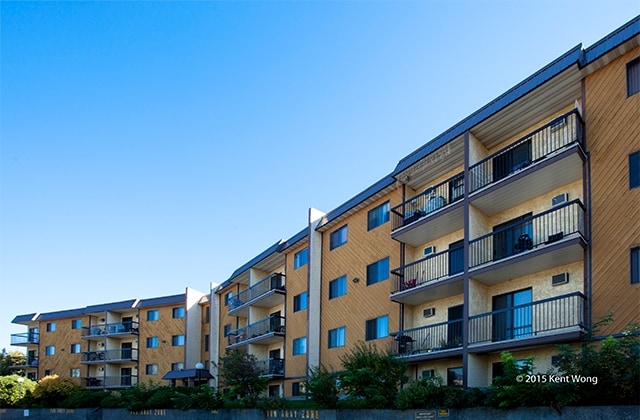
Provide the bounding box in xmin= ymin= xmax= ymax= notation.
xmin=1 ymin=1 xmax=638 ymax=352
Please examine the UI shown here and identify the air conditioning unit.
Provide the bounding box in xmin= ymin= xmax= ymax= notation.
xmin=551 ymin=193 xmax=568 ymax=207
xmin=98 ymin=367 xmax=104 ymax=372
xmin=423 ymin=246 xmax=436 ymax=256
xmin=552 ymin=273 xmax=569 ymax=286
xmin=423 ymin=308 xmax=435 ymax=318
xmin=421 ymin=369 xmax=435 ymax=379
xmin=97 ymin=342 xmax=104 ymax=347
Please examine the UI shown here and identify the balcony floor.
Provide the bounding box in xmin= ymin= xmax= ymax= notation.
xmin=391 ymin=202 xmax=464 ymax=248
xmin=391 ymin=274 xmax=464 ymax=306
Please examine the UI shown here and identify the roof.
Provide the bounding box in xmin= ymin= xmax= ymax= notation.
xmin=38 ymin=308 xmax=86 ymax=321
xmin=11 ymin=313 xmax=39 ymax=324
xmin=278 ymin=227 xmax=308 ymax=252
xmin=137 ymin=293 xmax=186 ymax=308
xmin=583 ymin=15 xmax=640 ymax=65
xmin=84 ymin=299 xmax=138 ymax=313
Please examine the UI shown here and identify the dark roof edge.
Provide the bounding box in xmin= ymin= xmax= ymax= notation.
xmin=222 ymin=239 xmax=285 ymax=285
xmin=392 ymin=44 xmax=583 ymax=175
xmin=583 ymin=15 xmax=640 ymax=65
xmin=278 ymin=227 xmax=308 ymax=252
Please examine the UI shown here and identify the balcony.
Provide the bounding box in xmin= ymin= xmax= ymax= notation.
xmin=227 ymin=315 xmax=286 ymax=348
xmin=81 ymin=348 xmax=139 ymax=364
xmin=228 ymin=273 xmax=286 ymax=317
xmin=10 ymin=332 xmax=39 ymax=346
xmin=469 ymin=199 xmax=586 ymax=284
xmin=85 ymin=375 xmax=138 ymax=389
xmin=10 ymin=357 xmax=39 ymax=369
xmin=391 ymin=172 xmax=465 ymax=247
xmin=391 ymin=319 xmax=463 ymax=361
xmin=256 ymin=357 xmax=285 ymax=378
xmin=81 ymin=321 xmax=139 ymax=339
xmin=390 ymin=248 xmax=464 ymax=305
xmin=469 ymin=109 xmax=585 ymax=216
xmin=469 ymin=292 xmax=586 ymax=352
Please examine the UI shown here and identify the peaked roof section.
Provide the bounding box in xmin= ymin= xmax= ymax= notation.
xmin=138 ymin=293 xmax=186 ymax=308
xmin=39 ymin=308 xmax=86 ymax=321
xmin=278 ymin=227 xmax=308 ymax=252
xmin=84 ymin=299 xmax=138 ymax=313
xmin=217 ymin=239 xmax=285 ymax=290
xmin=583 ymin=15 xmax=640 ymax=65
xmin=11 ymin=313 xmax=39 ymax=324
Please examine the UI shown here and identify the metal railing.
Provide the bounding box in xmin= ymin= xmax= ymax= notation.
xmin=81 ymin=348 xmax=139 ymax=362
xmin=469 ymin=200 xmax=585 ymax=268
xmin=9 ymin=357 xmax=39 ymax=369
xmin=256 ymin=357 xmax=285 ymax=377
xmin=391 ymin=172 xmax=464 ymax=230
xmin=469 ymin=109 xmax=584 ymax=193
xmin=85 ymin=375 xmax=139 ymax=388
xmin=81 ymin=321 xmax=139 ymax=338
xmin=229 ymin=273 xmax=286 ymax=311
xmin=391 ymin=247 xmax=463 ymax=293
xmin=469 ymin=292 xmax=586 ymax=345
xmin=391 ymin=319 xmax=463 ymax=356
xmin=10 ymin=332 xmax=39 ymax=345
xmin=226 ymin=315 xmax=286 ymax=347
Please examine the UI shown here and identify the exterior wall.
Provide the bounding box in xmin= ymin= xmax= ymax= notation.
xmin=199 ymin=300 xmax=211 ymax=372
xmin=217 ymin=282 xmax=241 ymax=371
xmin=319 ymin=189 xmax=401 ymax=370
xmin=38 ymin=316 xmax=86 ymax=381
xmin=586 ymin=46 xmax=640 ymax=335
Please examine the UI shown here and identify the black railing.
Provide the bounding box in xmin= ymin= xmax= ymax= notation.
xmin=9 ymin=357 xmax=39 ymax=369
xmin=469 ymin=109 xmax=584 ymax=193
xmin=469 ymin=292 xmax=586 ymax=345
xmin=469 ymin=200 xmax=585 ymax=268
xmin=391 ymin=247 xmax=464 ymax=293
xmin=10 ymin=332 xmax=39 ymax=345
xmin=227 ymin=315 xmax=286 ymax=347
xmin=85 ymin=375 xmax=138 ymax=388
xmin=81 ymin=321 xmax=139 ymax=338
xmin=229 ymin=273 xmax=286 ymax=312
xmin=81 ymin=348 xmax=139 ymax=362
xmin=391 ymin=172 xmax=464 ymax=230
xmin=391 ymin=319 xmax=463 ymax=356
xmin=256 ymin=357 xmax=285 ymax=377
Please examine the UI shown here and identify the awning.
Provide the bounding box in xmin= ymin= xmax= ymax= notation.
xmin=162 ymin=369 xmax=214 ymax=380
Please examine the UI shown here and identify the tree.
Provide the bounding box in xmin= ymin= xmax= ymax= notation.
xmin=218 ymin=349 xmax=267 ymax=405
xmin=0 ymin=349 xmax=27 ymax=376
xmin=0 ymin=374 xmax=36 ymax=407
xmin=338 ymin=341 xmax=408 ymax=408
xmin=31 ymin=375 xmax=82 ymax=408
xmin=305 ymin=365 xmax=339 ymax=409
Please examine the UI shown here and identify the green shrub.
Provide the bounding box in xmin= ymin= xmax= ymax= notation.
xmin=305 ymin=365 xmax=339 ymax=409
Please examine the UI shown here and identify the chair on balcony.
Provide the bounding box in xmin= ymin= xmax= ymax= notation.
xmin=514 ymin=234 xmax=533 ymax=253
xmin=405 ymin=278 xmax=417 ymax=290
xmin=395 ymin=335 xmax=414 ymax=354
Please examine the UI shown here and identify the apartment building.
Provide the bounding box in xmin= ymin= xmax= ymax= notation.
xmin=10 ymin=16 xmax=639 ymax=395
xmin=10 ymin=288 xmax=207 ymax=389
xmin=214 ymin=16 xmax=639 ymax=395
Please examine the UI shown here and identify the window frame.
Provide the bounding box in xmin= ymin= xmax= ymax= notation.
xmin=146 ymin=364 xmax=158 ymax=375
xmin=293 ymin=292 xmax=308 ymax=312
xmin=627 ymin=56 xmax=640 ymax=97
xmin=46 ymin=322 xmax=56 ymax=332
xmin=632 ymin=247 xmax=639 ymax=284
xmin=70 ymin=368 xmax=81 ymax=378
xmin=366 ymin=257 xmax=390 ymax=286
xmin=45 ymin=346 xmax=55 ymax=356
xmin=70 ymin=343 xmax=81 ymax=354
xmin=329 ymin=275 xmax=347 ymax=299
xmin=329 ymin=225 xmax=348 ymax=250
xmin=365 ymin=315 xmax=389 ymax=341
xmin=294 ymin=248 xmax=309 ymax=269
xmin=146 ymin=336 xmax=159 ymax=348
xmin=172 ymin=307 xmax=185 ymax=319
xmin=172 ymin=362 xmax=184 ymax=371
xmin=367 ymin=201 xmax=390 ymax=231
xmin=71 ymin=319 xmax=82 ymax=330
xmin=630 ymin=150 xmax=640 ymax=189
xmin=292 ymin=337 xmax=307 ymax=356
xmin=172 ymin=334 xmax=185 ymax=346
xmin=328 ymin=326 xmax=346 ymax=349
xmin=147 ymin=309 xmax=159 ymax=321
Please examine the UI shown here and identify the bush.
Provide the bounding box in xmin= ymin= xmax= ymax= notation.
xmin=396 ymin=376 xmax=484 ymax=410
xmin=0 ymin=375 xmax=36 ymax=407
xmin=31 ymin=375 xmax=82 ymax=408
xmin=305 ymin=365 xmax=339 ymax=409
xmin=219 ymin=349 xmax=268 ymax=406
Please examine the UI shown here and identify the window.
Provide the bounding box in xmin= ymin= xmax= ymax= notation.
xmin=293 ymin=292 xmax=308 ymax=312
xmin=146 ymin=336 xmax=159 ymax=348
xmin=293 ymin=337 xmax=307 ymax=355
xmin=447 ymin=367 xmax=463 ymax=387
xmin=330 ymin=225 xmax=348 ymax=250
xmin=225 ymin=291 xmax=233 ymax=306
xmin=45 ymin=346 xmax=55 ymax=356
xmin=172 ymin=334 xmax=185 ymax=346
xmin=365 ymin=315 xmax=389 ymax=341
xmin=632 ymin=247 xmax=640 ymax=284
xmin=44 ymin=370 xmax=53 ymax=376
xmin=70 ymin=343 xmax=81 ymax=354
xmin=367 ymin=201 xmax=390 ymax=230
xmin=146 ymin=364 xmax=158 ymax=375
xmin=205 ymin=307 xmax=210 ymax=324
xmin=46 ymin=322 xmax=56 ymax=332
xmin=627 ymin=56 xmax=640 ymax=97
xmin=172 ymin=362 xmax=184 ymax=371
xmin=70 ymin=368 xmax=80 ymax=378
xmin=147 ymin=310 xmax=159 ymax=321
xmin=71 ymin=319 xmax=82 ymax=330
xmin=224 ymin=324 xmax=231 ymax=337
xmin=329 ymin=275 xmax=347 ymax=299
xmin=294 ymin=248 xmax=309 ymax=269
xmin=172 ymin=307 xmax=185 ymax=318
xmin=328 ymin=326 xmax=346 ymax=348
xmin=366 ymin=257 xmax=389 ymax=285
xmin=292 ymin=382 xmax=305 ymax=397
xmin=630 ymin=151 xmax=640 ymax=189
xmin=204 ymin=335 xmax=210 ymax=352
xmin=492 ymin=288 xmax=533 ymax=341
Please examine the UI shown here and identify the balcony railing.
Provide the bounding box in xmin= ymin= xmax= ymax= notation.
xmin=391 ymin=319 xmax=463 ymax=356
xmin=469 ymin=109 xmax=584 ymax=194
xmin=256 ymin=357 xmax=285 ymax=377
xmin=81 ymin=348 xmax=139 ymax=363
xmin=11 ymin=332 xmax=39 ymax=345
xmin=469 ymin=292 xmax=586 ymax=345
xmin=81 ymin=321 xmax=139 ymax=338
xmin=227 ymin=315 xmax=286 ymax=347
xmin=469 ymin=199 xmax=585 ymax=269
xmin=392 ymin=172 xmax=464 ymax=230
xmin=85 ymin=375 xmax=138 ymax=388
xmin=229 ymin=274 xmax=286 ymax=311
xmin=10 ymin=357 xmax=39 ymax=369
xmin=391 ymin=247 xmax=464 ymax=293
